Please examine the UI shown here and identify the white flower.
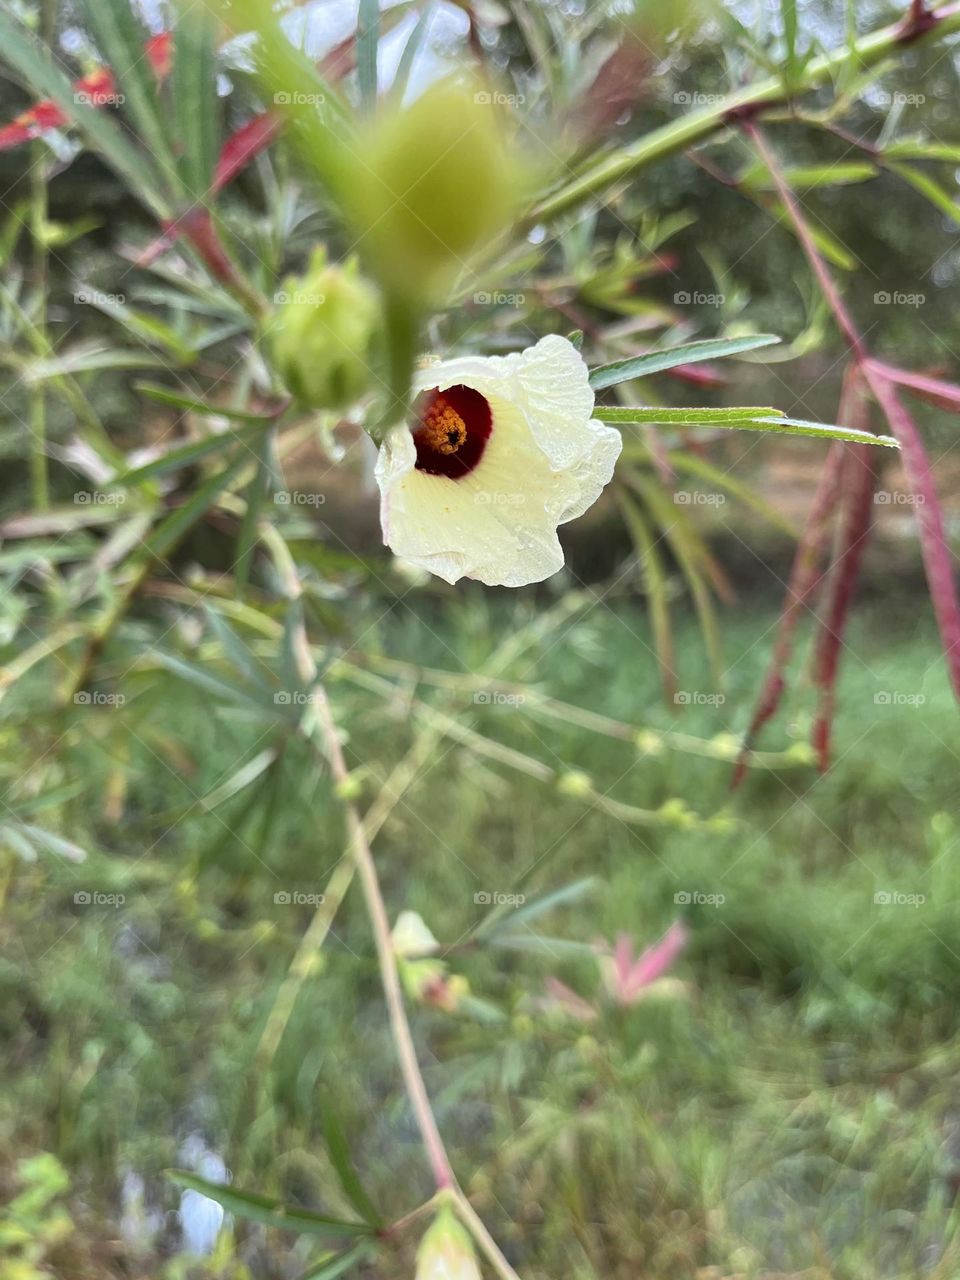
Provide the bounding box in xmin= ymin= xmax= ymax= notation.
xmin=376 ymin=335 xmax=622 ymax=587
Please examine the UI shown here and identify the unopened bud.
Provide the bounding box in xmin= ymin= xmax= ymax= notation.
xmin=416 ymin=1205 xmax=481 ymax=1280
xmin=268 ymin=249 xmax=379 ymax=410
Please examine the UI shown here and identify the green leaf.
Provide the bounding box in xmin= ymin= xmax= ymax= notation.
xmin=589 ymin=335 xmax=781 ymax=390
xmin=166 ymin=1171 xmax=374 ymax=1239
xmin=388 ymin=3 xmax=434 ymax=106
xmin=173 ymin=8 xmax=220 ymax=197
xmin=321 ymin=1110 xmax=381 ymax=1227
xmin=82 ymin=293 xmax=199 ymax=364
xmin=148 ymin=650 xmax=279 ymax=717
xmin=628 ymin=471 xmax=725 ymax=686
xmin=135 ymin=383 xmax=281 ymax=421
xmin=475 ymin=878 xmax=596 ymax=940
xmin=593 ymin=406 xmax=783 ymax=424
xmin=667 ymin=451 xmax=797 ymax=537
xmin=597 ymin=408 xmax=898 ymax=446
xmin=294 ymin=1243 xmax=378 ymax=1280
xmin=144 ymin=451 xmax=248 ymax=561
xmin=888 ymin=161 xmax=960 ymax=228
xmin=356 ymin=0 xmax=380 ymax=112
xmin=883 ymin=138 xmax=960 ymax=163
xmin=617 ymin=488 xmax=676 ymax=699
xmin=113 ymin=419 xmax=273 ymax=486
xmin=741 ymin=161 xmax=878 ymax=190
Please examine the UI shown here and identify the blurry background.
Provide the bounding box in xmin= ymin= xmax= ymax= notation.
xmin=1 ymin=1 xmax=959 ymax=1278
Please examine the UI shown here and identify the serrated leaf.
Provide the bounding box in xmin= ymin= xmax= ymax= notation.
xmin=589 ymin=335 xmax=781 ymax=390
xmin=597 ymin=407 xmax=897 ymax=446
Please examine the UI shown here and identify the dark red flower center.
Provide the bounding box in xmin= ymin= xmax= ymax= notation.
xmin=412 ymin=385 xmax=492 ymax=479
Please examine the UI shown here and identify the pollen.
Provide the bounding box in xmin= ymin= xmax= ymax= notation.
xmin=420 ymin=399 xmax=467 ymax=454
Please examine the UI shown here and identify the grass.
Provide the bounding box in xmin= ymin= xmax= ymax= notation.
xmin=2 ymin=589 xmax=959 ymax=1279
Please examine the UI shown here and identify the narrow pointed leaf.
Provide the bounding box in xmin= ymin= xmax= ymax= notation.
xmin=166 ymin=1171 xmax=374 ymax=1238
xmin=589 ymin=335 xmax=780 ymax=390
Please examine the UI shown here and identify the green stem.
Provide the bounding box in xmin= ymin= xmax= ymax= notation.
xmin=529 ymin=1 xmax=960 ymax=224
xmin=27 ymin=0 xmax=57 ymax=511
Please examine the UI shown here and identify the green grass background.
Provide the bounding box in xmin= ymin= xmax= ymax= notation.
xmin=2 ymin=593 xmax=959 ymax=1279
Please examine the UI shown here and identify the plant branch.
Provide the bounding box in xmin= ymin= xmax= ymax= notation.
xmin=529 ymin=2 xmax=960 ymax=223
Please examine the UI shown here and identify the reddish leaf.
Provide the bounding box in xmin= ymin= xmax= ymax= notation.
xmin=213 ymin=112 xmax=281 ymax=191
xmin=811 ymin=440 xmax=878 ymax=770
xmin=863 ymin=363 xmax=960 ymax=702
xmin=867 ymin=359 xmax=960 ymax=414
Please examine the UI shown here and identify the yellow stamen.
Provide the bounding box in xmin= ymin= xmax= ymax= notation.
xmin=420 ymin=399 xmax=467 ymax=454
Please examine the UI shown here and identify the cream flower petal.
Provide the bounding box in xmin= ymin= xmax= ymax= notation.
xmin=376 ymin=334 xmax=622 ymax=587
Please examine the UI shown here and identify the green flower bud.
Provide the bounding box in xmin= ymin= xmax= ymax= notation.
xmin=416 ymin=1205 xmax=481 ymax=1280
xmin=268 ymin=250 xmax=380 ymax=410
xmin=347 ymin=77 xmax=523 ymax=303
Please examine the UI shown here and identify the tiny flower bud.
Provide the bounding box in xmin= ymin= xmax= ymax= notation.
xmin=557 ymin=769 xmax=593 ymax=799
xmin=268 ymin=249 xmax=380 ymax=410
xmin=416 ymin=1206 xmax=481 ymax=1280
